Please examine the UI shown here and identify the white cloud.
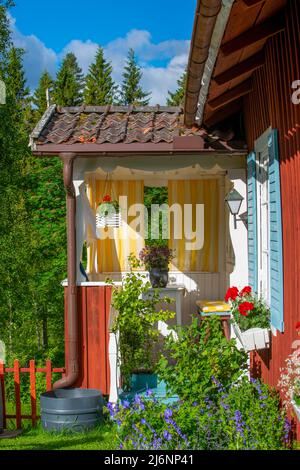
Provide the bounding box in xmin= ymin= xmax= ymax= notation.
xmin=9 ymin=16 xmax=190 ymax=105
xmin=142 ymin=54 xmax=189 ymax=105
xmin=9 ymin=15 xmax=57 ymax=89
xmin=60 ymin=40 xmax=98 ymax=75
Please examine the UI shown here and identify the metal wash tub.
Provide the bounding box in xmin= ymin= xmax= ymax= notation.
xmin=40 ymin=388 xmax=103 ymax=433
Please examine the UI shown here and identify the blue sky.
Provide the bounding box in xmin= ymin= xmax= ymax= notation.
xmin=9 ymin=0 xmax=196 ymax=104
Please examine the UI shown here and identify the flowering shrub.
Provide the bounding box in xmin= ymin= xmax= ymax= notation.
xmin=225 ymin=285 xmax=270 ymax=331
xmin=278 ymin=348 xmax=300 ymax=408
xmin=107 ymin=377 xmax=291 ymax=450
xmin=139 ymin=245 xmax=174 ymax=271
xmin=156 ymin=316 xmax=247 ymax=403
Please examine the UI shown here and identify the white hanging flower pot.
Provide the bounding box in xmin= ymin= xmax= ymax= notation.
xmin=232 ymin=323 xmax=270 ymax=352
xmin=96 ymin=195 xmax=121 ymax=229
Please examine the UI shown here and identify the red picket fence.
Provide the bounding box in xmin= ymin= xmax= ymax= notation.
xmin=0 ymin=360 xmax=65 ymax=429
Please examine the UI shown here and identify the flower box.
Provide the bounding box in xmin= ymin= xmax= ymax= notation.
xmin=232 ymin=323 xmax=270 ymax=352
xmin=225 ymin=285 xmax=270 ymax=352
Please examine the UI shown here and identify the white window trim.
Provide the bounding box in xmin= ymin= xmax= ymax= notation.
xmin=254 ymin=128 xmax=271 ymax=306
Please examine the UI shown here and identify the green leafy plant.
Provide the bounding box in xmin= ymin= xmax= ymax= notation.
xmin=156 ymin=316 xmax=248 ymax=402
xmin=225 ymin=286 xmax=270 ymax=331
xmin=110 ymin=256 xmax=175 ymax=389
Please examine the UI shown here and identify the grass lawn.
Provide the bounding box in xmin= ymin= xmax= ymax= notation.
xmin=0 ymin=425 xmax=117 ymax=452
xmin=0 ymin=403 xmax=117 ymax=450
xmin=0 ymin=423 xmax=117 ymax=450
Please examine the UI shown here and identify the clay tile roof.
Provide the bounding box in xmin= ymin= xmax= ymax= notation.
xmin=30 ymin=104 xmax=247 ymax=153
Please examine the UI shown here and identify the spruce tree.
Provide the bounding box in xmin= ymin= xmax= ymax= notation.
xmin=84 ymin=46 xmax=117 ymax=105
xmin=167 ymin=70 xmax=187 ymax=106
xmin=0 ymin=2 xmax=66 ymax=367
xmin=6 ymin=47 xmax=29 ymax=106
xmin=32 ymin=71 xmax=54 ymax=122
xmin=53 ymin=52 xmax=84 ymax=106
xmin=120 ymin=48 xmax=151 ymax=106
xmin=0 ymin=41 xmax=36 ymax=362
xmin=0 ymin=0 xmax=12 ymax=73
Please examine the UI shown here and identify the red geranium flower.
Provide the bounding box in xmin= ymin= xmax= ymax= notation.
xmin=238 ymin=301 xmax=254 ymax=316
xmin=295 ymin=321 xmax=300 ymax=330
xmin=225 ymin=286 xmax=239 ymax=302
xmin=103 ymin=195 xmax=112 ymax=202
xmin=240 ymin=286 xmax=252 ymax=296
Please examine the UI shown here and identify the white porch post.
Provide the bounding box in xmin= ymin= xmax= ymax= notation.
xmin=226 ymin=169 xmax=248 ymax=288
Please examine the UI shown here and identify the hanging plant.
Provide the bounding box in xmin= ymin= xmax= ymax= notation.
xmin=96 ymin=194 xmax=121 ymax=228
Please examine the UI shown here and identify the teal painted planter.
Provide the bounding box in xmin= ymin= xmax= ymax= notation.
xmin=131 ymin=373 xmax=157 ymax=392
xmin=119 ymin=379 xmax=179 ymax=406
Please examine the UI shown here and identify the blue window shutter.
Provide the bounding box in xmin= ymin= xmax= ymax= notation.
xmin=268 ymin=129 xmax=284 ymax=332
xmin=247 ymin=151 xmax=258 ymax=293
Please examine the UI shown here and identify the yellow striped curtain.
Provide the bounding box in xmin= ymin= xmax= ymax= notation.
xmin=168 ymin=180 xmax=219 ymax=272
xmin=86 ymin=177 xmax=145 ymax=273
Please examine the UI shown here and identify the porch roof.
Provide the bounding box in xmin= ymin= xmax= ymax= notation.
xmin=184 ymin=0 xmax=286 ymax=128
xmin=30 ymin=105 xmax=247 ymax=156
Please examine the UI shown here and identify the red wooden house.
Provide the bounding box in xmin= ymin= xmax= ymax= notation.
xmin=28 ymin=0 xmax=300 ymax=437
xmin=184 ymin=0 xmax=300 ymax=433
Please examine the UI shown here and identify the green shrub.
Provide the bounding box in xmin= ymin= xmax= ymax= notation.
xmin=110 ymin=257 xmax=175 ymax=389
xmin=157 ymin=316 xmax=248 ymax=402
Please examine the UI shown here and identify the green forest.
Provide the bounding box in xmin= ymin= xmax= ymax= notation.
xmin=0 ymin=1 xmax=185 ymax=372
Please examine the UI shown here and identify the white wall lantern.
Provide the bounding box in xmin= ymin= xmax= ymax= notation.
xmin=225 ymin=189 xmax=244 ymax=229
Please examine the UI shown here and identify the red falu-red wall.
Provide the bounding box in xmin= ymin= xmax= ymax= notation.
xmin=64 ymin=285 xmax=112 ymax=395
xmin=243 ymin=0 xmax=300 ymax=436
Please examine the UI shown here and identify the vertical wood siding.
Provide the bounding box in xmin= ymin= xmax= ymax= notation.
xmin=64 ymin=286 xmax=112 ymax=395
xmin=243 ymin=0 xmax=300 ymax=436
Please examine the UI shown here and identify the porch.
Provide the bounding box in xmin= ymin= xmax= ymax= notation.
xmin=30 ymin=105 xmax=248 ymax=396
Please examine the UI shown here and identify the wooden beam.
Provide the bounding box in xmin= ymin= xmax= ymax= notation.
xmin=221 ymin=13 xmax=285 ymax=56
xmin=213 ymin=50 xmax=265 ymax=85
xmin=208 ymin=79 xmax=252 ymax=110
xmin=205 ymin=100 xmax=242 ymax=128
xmin=242 ymin=0 xmax=264 ymax=7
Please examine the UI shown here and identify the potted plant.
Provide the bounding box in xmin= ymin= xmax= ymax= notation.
xmin=96 ymin=194 xmax=121 ymax=228
xmin=110 ymin=256 xmax=175 ymax=392
xmin=139 ymin=245 xmax=174 ymax=288
xmin=278 ymin=325 xmax=300 ymax=421
xmin=225 ymin=286 xmax=270 ymax=352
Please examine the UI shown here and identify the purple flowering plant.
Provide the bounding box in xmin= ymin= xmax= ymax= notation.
xmin=139 ymin=245 xmax=174 ymax=271
xmin=106 ymin=376 xmax=291 ymax=450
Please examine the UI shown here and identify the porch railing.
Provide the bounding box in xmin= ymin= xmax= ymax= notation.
xmin=0 ymin=360 xmax=65 ymax=429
